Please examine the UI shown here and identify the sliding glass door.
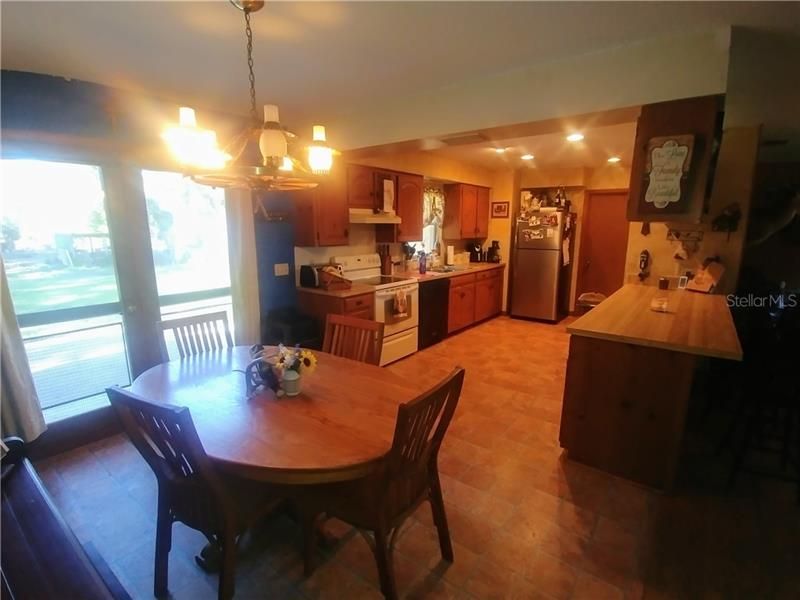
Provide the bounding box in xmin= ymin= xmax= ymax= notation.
xmin=1 ymin=161 xmax=235 ymax=419
xmin=1 ymin=159 xmax=130 ymax=412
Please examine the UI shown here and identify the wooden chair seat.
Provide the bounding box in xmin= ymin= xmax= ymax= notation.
xmin=322 ymin=314 xmax=385 ymax=365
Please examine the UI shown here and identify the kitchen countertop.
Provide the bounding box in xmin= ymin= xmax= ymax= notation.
xmin=567 ymin=284 xmax=743 ymax=361
xmin=398 ymin=262 xmax=505 ymax=283
xmin=297 ymin=263 xmax=506 ymax=297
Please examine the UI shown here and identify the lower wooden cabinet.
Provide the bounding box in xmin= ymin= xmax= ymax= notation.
xmin=448 ymin=268 xmax=504 ymax=334
xmin=297 ymin=290 xmax=375 ymax=332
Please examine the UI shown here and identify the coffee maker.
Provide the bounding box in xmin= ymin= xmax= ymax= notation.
xmin=486 ymin=240 xmax=501 ymax=263
xmin=467 ymin=242 xmax=482 ymax=262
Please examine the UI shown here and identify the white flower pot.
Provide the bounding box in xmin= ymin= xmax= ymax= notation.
xmin=281 ymin=370 xmax=301 ymax=396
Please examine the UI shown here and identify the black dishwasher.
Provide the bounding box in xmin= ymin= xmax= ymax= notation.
xmin=419 ymin=278 xmax=450 ymax=349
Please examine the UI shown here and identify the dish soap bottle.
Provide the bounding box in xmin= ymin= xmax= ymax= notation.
xmin=418 ymin=248 xmax=427 ymax=274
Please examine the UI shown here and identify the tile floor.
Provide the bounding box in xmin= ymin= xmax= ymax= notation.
xmin=36 ymin=316 xmax=800 ymax=599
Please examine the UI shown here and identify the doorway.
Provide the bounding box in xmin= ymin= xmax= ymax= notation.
xmin=576 ymin=189 xmax=630 ymax=299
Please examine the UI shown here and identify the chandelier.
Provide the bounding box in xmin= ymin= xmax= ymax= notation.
xmin=161 ymin=0 xmax=334 ymax=190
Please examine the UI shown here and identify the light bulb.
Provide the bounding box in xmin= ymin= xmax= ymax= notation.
xmin=259 ymin=129 xmax=287 ymax=162
xmin=521 ymin=154 xmax=534 ymax=160
xmin=308 ymin=145 xmax=333 ymax=174
xmin=607 ymin=156 xmax=622 ymax=163
xmin=178 ymin=106 xmax=197 ymax=127
xmin=566 ymin=133 xmax=584 ymax=142
xmin=280 ymin=156 xmax=293 ymax=172
xmin=312 ymin=125 xmax=327 ymax=142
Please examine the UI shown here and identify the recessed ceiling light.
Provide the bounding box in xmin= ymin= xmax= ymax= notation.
xmin=566 ymin=133 xmax=584 ymax=142
xmin=607 ymin=156 xmax=621 ymax=163
xmin=521 ymin=154 xmax=534 ymax=160
xmin=494 ymin=147 xmax=507 ymax=154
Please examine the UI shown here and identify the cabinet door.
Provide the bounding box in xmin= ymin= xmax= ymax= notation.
xmin=475 ymin=279 xmax=494 ymax=322
xmin=293 ymin=190 xmax=317 ymax=247
xmin=448 ymin=282 xmax=475 ymax=333
xmin=476 ymin=186 xmax=490 ymax=238
xmin=492 ymin=272 xmax=504 ymax=315
xmin=373 ymin=170 xmax=397 ymax=212
xmin=347 ymin=164 xmax=375 ymax=209
xmin=396 ymin=173 xmax=423 ymax=242
xmin=460 ymin=185 xmax=478 ymax=238
xmin=316 ymin=167 xmax=349 ymax=246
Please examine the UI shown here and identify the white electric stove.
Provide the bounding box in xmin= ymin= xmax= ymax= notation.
xmin=332 ymin=254 xmax=419 ymax=365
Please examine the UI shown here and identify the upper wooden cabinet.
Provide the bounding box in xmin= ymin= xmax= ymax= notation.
xmin=347 ymin=164 xmax=377 ymax=209
xmin=294 ymin=166 xmax=349 ymax=247
xmin=376 ymin=173 xmax=423 ymax=243
xmin=443 ymin=183 xmax=490 ymax=239
xmin=627 ymin=95 xmax=724 ymax=223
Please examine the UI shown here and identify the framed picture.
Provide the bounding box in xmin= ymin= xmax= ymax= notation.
xmin=491 ymin=201 xmax=510 ymax=219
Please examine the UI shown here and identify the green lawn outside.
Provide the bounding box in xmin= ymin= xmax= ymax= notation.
xmin=6 ymin=259 xmax=230 ymax=315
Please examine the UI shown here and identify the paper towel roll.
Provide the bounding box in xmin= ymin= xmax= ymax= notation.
xmin=446 ymin=245 xmax=455 ymax=265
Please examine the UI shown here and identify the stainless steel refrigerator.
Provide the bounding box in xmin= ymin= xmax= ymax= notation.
xmin=510 ymin=210 xmax=567 ymax=321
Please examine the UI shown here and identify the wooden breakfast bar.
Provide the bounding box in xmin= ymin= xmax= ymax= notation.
xmin=559 ymin=284 xmax=743 ymax=490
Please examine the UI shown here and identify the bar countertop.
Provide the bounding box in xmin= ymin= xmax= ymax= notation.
xmin=567 ymin=284 xmax=743 ymax=361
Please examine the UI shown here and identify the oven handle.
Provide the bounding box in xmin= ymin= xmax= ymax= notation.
xmin=375 ymin=285 xmax=418 ymax=299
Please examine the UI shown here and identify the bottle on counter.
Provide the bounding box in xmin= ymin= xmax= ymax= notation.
xmin=418 ymin=248 xmax=427 ymax=274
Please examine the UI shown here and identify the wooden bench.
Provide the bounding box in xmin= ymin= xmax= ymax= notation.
xmin=1 ymin=437 xmax=130 ymax=600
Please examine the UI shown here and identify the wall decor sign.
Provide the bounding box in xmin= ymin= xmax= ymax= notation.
xmin=643 ymin=135 xmax=694 ymax=209
xmin=491 ymin=201 xmax=510 ymax=218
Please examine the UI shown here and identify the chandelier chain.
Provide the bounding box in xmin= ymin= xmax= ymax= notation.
xmin=244 ymin=9 xmax=258 ymax=123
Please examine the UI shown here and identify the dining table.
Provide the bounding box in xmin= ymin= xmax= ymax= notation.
xmin=130 ymin=346 xmax=427 ymax=485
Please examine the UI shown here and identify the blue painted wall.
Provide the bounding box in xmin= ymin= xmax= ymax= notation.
xmin=253 ymin=192 xmax=298 ymax=315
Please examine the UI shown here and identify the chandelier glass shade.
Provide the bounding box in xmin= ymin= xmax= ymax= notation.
xmin=162 ymin=0 xmax=334 ymax=191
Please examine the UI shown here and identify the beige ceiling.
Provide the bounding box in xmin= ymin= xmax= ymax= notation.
xmin=2 ymin=1 xmax=797 ymax=139
xmin=428 ymin=122 xmax=638 ymax=169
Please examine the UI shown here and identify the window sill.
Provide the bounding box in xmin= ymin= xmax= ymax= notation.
xmin=43 ymin=393 xmax=111 ymax=424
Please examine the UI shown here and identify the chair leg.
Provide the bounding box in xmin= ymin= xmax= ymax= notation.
xmin=302 ymin=510 xmax=319 ymax=577
xmin=154 ymin=493 xmax=172 ymax=598
xmin=218 ymin=531 xmax=237 ymax=600
xmin=372 ymin=528 xmax=398 ymax=600
xmin=429 ymin=471 xmax=454 ymax=562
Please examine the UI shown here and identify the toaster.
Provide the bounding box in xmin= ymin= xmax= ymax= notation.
xmin=299 ymin=265 xmax=320 ymax=288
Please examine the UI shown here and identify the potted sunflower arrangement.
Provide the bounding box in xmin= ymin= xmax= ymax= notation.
xmin=273 ymin=344 xmax=317 ymax=396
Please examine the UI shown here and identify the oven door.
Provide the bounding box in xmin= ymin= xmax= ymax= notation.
xmin=374 ymin=283 xmax=419 ymax=336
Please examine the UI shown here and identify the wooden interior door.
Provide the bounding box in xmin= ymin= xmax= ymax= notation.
xmin=577 ymin=190 xmax=630 ymax=298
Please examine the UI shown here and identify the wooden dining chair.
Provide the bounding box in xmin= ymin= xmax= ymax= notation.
xmin=322 ymin=314 xmax=385 ymax=365
xmin=300 ymin=367 xmax=465 ymax=599
xmin=158 ymin=311 xmax=233 ymax=362
xmin=107 ymin=386 xmax=277 ymax=600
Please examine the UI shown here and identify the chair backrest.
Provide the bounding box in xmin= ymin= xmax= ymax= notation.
xmin=158 ymin=311 xmax=233 ymax=360
xmin=386 ymin=367 xmax=465 ymax=480
xmin=106 ymin=386 xmax=224 ymax=497
xmin=322 ymin=314 xmax=385 ymax=365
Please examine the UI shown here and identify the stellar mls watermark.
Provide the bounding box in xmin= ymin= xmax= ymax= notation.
xmin=726 ymin=293 xmax=798 ymax=308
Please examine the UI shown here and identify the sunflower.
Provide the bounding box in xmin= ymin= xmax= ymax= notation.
xmin=298 ymin=350 xmax=317 ymax=375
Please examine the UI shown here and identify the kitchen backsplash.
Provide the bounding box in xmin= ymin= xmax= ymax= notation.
xmin=293 ymin=224 xmax=378 ymax=280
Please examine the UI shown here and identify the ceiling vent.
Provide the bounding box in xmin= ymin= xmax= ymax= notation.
xmin=439 ymin=133 xmax=488 ymax=146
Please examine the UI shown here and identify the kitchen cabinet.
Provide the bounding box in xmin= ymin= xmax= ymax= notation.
xmin=376 ymin=173 xmax=423 ymax=243
xmin=297 ymin=289 xmax=375 ymax=332
xmin=476 ymin=186 xmax=490 ymax=238
xmin=447 ymin=267 xmax=504 ymax=334
xmin=474 ymin=268 xmax=503 ymax=321
xmin=443 ymin=183 xmax=490 ymax=239
xmin=347 ymin=164 xmax=376 ymax=209
xmin=447 ymin=273 xmax=476 ymax=333
xmin=294 ymin=165 xmax=349 ymax=247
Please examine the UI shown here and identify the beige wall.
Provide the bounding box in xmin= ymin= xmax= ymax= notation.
xmin=487 ymin=168 xmax=519 ymax=310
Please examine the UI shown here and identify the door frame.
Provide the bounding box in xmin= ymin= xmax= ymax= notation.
xmin=575 ymin=189 xmax=630 ymax=300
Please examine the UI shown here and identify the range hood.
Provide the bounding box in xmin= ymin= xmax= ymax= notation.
xmin=348 ymin=208 xmax=402 ymax=224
